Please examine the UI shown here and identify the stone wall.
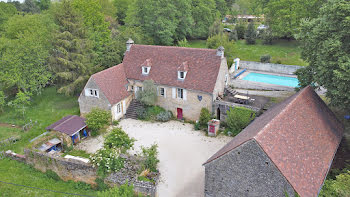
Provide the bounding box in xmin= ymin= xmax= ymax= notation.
xmin=204 ymin=140 xmax=295 ymax=197
xmin=5 ymin=149 xmax=158 ymax=197
xmin=213 ymin=57 xmax=229 ymax=99
xmin=239 ymin=61 xmax=302 ymax=75
xmin=24 ymin=149 xmax=98 ymax=185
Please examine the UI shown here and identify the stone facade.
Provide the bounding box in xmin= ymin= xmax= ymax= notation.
xmin=204 ymin=140 xmax=295 ymax=197
xmin=129 ymin=80 xmax=214 ymax=121
xmin=213 ymin=57 xmax=229 ymax=99
xmin=78 ymin=77 xmax=111 ymax=115
xmin=111 ymin=95 xmax=133 ymax=120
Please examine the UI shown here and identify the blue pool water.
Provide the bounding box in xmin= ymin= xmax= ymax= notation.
xmin=242 ymin=72 xmax=299 ymax=87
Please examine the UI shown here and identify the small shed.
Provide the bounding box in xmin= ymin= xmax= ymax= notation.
xmin=38 ymin=138 xmax=62 ymax=153
xmin=46 ymin=115 xmax=88 ymax=146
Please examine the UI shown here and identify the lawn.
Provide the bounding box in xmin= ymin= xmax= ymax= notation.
xmin=0 ymin=87 xmax=97 ymax=196
xmin=0 ymin=159 xmax=98 ymax=197
xmin=187 ymin=39 xmax=308 ymax=66
xmin=0 ymin=87 xmax=79 ymax=153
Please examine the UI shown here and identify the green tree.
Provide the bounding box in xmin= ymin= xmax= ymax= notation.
xmin=0 ymin=2 xmax=17 ymax=32
xmin=215 ymin=0 xmax=228 ymax=17
xmin=8 ymin=91 xmax=31 ymax=118
xmin=173 ymin=0 xmax=194 ymax=41
xmin=296 ymin=0 xmax=350 ymax=111
xmin=209 ymin=19 xmax=224 ymax=36
xmin=191 ymin=0 xmax=216 ymax=39
xmin=245 ymin=22 xmax=256 ymax=44
xmin=72 ymin=0 xmax=113 ymax=67
xmin=0 ymin=14 xmax=55 ymax=96
xmin=0 ymin=91 xmax=5 ymax=112
xmin=320 ymin=170 xmax=350 ymax=197
xmin=114 ymin=0 xmax=132 ymax=24
xmin=85 ymin=108 xmax=111 ymax=133
xmin=199 ymin=108 xmax=211 ymax=128
xmin=235 ymin=23 xmax=246 ymax=39
xmin=137 ymin=80 xmax=158 ymax=106
xmin=126 ymin=0 xmax=178 ymax=45
xmin=264 ymin=0 xmax=326 ymax=39
xmin=35 ymin=0 xmax=51 ymax=11
xmin=49 ymin=0 xmax=97 ymax=95
xmin=226 ymin=107 xmax=255 ymax=135
xmin=104 ymin=127 xmax=135 ymax=151
xmin=206 ymin=33 xmax=235 ymax=65
xmin=22 ymin=0 xmax=40 ymax=13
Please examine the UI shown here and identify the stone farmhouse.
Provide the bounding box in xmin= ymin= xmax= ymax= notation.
xmin=79 ymin=39 xmax=229 ymax=121
xmin=203 ymin=86 xmax=344 ymax=197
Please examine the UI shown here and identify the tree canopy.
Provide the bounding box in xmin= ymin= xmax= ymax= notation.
xmin=296 ymin=0 xmax=350 ymax=111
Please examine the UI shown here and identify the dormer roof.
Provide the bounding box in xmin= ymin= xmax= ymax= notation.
xmin=142 ymin=58 xmax=152 ymax=67
xmin=177 ymin=61 xmax=189 ymax=72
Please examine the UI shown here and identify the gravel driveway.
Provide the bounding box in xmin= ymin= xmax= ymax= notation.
xmin=76 ymin=119 xmax=232 ymax=197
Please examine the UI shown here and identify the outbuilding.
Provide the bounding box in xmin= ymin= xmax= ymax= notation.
xmin=46 ymin=115 xmax=89 ymax=147
xmin=203 ymin=86 xmax=344 ymax=197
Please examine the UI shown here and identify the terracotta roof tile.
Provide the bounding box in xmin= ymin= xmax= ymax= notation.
xmin=123 ymin=45 xmax=222 ymax=93
xmin=92 ymin=64 xmax=130 ymax=105
xmin=46 ymin=115 xmax=86 ymax=136
xmin=204 ymin=86 xmax=344 ymax=197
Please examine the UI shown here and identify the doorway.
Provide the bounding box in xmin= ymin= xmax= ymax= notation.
xmin=177 ymin=108 xmax=183 ymax=120
xmin=217 ymin=108 xmax=221 ymax=120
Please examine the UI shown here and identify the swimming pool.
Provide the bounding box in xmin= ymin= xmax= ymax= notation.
xmin=242 ymin=72 xmax=299 ymax=87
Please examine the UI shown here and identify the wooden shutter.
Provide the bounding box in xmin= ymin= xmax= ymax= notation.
xmin=172 ymin=88 xmax=176 ymax=98
xmin=183 ymin=89 xmax=187 ymax=100
xmin=164 ymin=88 xmax=167 ymax=98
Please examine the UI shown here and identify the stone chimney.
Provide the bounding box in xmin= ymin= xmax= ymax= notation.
xmin=126 ymin=38 xmax=134 ymax=52
xmin=216 ymin=46 xmax=224 ymax=58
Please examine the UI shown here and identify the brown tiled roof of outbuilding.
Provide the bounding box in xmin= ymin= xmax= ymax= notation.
xmin=123 ymin=45 xmax=222 ymax=94
xmin=92 ymin=64 xmax=130 ymax=105
xmin=204 ymin=86 xmax=344 ymax=197
xmin=46 ymin=115 xmax=86 ymax=136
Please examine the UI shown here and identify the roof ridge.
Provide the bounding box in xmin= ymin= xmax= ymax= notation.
xmin=133 ymin=44 xmax=216 ymax=51
xmin=92 ymin=64 xmax=123 ymax=78
xmin=53 ymin=115 xmax=75 ymax=130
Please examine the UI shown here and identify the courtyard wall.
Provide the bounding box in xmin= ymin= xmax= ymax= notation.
xmin=237 ymin=61 xmax=302 ymax=75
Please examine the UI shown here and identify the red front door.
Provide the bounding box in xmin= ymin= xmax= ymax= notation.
xmin=177 ymin=108 xmax=183 ymax=120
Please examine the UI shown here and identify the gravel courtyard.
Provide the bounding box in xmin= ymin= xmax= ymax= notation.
xmin=77 ymin=119 xmax=232 ymax=197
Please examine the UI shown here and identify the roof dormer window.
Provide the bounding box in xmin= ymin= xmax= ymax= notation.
xmin=142 ymin=66 xmax=150 ymax=75
xmin=178 ymin=71 xmax=186 ymax=80
xmin=177 ymin=61 xmax=189 ymax=80
xmin=141 ymin=58 xmax=152 ymax=75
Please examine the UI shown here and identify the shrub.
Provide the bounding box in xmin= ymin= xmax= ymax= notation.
xmin=146 ymin=105 xmax=165 ymax=120
xmin=137 ymin=80 xmax=157 ymax=106
xmin=104 ymin=128 xmax=135 ymax=152
xmin=226 ymin=107 xmax=255 ymax=135
xmin=156 ymin=111 xmax=173 ymax=122
xmin=97 ymin=181 xmax=136 ymax=197
xmin=260 ymin=54 xmax=271 ymax=63
xmin=245 ymin=22 xmax=256 ymax=45
xmin=141 ymin=144 xmax=159 ymax=172
xmin=276 ymin=60 xmax=282 ymax=64
xmin=112 ymin=120 xmax=119 ymax=126
xmin=261 ymin=28 xmax=273 ymax=45
xmin=199 ymin=108 xmax=211 ymax=128
xmin=229 ymin=29 xmax=238 ymax=41
xmin=90 ymin=147 xmax=125 ymax=176
xmin=235 ymin=24 xmax=246 ymax=39
xmin=194 ymin=122 xmax=200 ymax=130
xmin=45 ymin=170 xmax=60 ymax=181
xmin=136 ymin=106 xmax=147 ymax=120
xmin=209 ymin=19 xmax=224 ymax=36
xmin=319 ymin=170 xmax=350 ymax=197
xmin=177 ymin=38 xmax=189 ymax=47
xmin=95 ymin=177 xmax=109 ymax=191
xmin=68 ymin=180 xmax=91 ymax=190
xmin=86 ymin=108 xmax=111 ymax=134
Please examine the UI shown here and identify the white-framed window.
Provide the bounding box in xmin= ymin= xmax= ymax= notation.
xmin=85 ymin=88 xmax=99 ymax=98
xmin=117 ymin=103 xmax=121 ymax=113
xmin=142 ymin=66 xmax=150 ymax=75
xmin=178 ymin=71 xmax=187 ymax=80
xmin=159 ymin=87 xmax=165 ymax=97
xmin=177 ymin=88 xmax=183 ymax=99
